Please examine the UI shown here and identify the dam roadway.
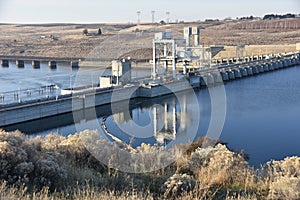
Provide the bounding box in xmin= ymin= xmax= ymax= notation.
xmin=0 ymin=53 xmax=299 ymax=127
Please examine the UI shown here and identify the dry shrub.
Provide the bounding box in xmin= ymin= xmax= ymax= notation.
xmin=174 ymin=137 xmax=219 ymax=175
xmin=58 ymin=133 xmax=105 ymax=171
xmin=0 ymin=130 xmax=34 ymax=185
xmin=161 ymin=173 xmax=196 ymax=199
xmin=2 ymin=129 xmax=300 ymax=199
xmin=190 ymin=144 xmax=254 ymax=189
xmin=0 ymin=130 xmax=68 ymax=190
xmin=267 ymin=157 xmax=300 ymax=199
xmin=169 ymin=143 xmax=259 ymax=199
xmin=34 ymin=154 xmax=67 ymax=188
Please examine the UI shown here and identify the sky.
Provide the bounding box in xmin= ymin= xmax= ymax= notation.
xmin=0 ymin=0 xmax=299 ymax=23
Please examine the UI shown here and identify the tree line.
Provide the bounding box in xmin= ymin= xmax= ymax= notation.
xmin=263 ymin=13 xmax=297 ymax=20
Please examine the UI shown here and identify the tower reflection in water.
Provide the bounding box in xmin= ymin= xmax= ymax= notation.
xmin=107 ymin=95 xmax=189 ymax=146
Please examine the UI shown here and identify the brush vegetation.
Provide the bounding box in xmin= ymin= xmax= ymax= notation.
xmin=0 ymin=129 xmax=299 ymax=199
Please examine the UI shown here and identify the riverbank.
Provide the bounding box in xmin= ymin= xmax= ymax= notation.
xmin=0 ymin=129 xmax=299 ymax=199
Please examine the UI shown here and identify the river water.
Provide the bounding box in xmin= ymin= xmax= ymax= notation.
xmin=2 ymin=62 xmax=300 ymax=167
xmin=0 ymin=61 xmax=150 ymax=104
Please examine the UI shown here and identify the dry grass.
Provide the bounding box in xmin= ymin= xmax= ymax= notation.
xmin=214 ymin=44 xmax=297 ymax=59
xmin=266 ymin=157 xmax=300 ymax=199
xmin=0 ymin=18 xmax=299 ymax=61
xmin=0 ymin=129 xmax=300 ymax=199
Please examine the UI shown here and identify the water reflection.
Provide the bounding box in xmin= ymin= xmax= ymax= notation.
xmin=101 ymin=92 xmax=197 ymax=148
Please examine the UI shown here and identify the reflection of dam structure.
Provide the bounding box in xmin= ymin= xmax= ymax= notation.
xmin=153 ymin=102 xmax=177 ymax=144
xmin=153 ymin=96 xmax=188 ymax=144
xmin=101 ymin=95 xmax=188 ymax=146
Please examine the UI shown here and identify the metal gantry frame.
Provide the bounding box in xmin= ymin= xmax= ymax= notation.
xmin=152 ymin=37 xmax=187 ymax=78
xmin=152 ymin=27 xmax=224 ymax=78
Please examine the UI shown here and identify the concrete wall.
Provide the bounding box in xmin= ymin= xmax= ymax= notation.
xmin=0 ymin=98 xmax=73 ymax=127
xmin=100 ymin=76 xmax=114 ymax=88
xmin=0 ymin=86 xmax=139 ymax=127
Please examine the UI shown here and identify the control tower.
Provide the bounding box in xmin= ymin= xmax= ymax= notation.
xmin=100 ymin=58 xmax=131 ymax=88
xmin=184 ymin=26 xmax=200 ymax=47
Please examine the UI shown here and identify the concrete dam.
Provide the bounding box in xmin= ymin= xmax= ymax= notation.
xmin=0 ymin=53 xmax=299 ymax=127
xmin=1 ymin=26 xmax=300 ymax=127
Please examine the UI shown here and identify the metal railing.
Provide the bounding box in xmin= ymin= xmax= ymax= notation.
xmin=0 ymin=85 xmax=59 ymax=105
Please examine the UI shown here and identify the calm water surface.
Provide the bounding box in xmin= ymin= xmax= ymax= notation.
xmin=0 ymin=61 xmax=150 ymax=103
xmin=2 ymin=63 xmax=300 ymax=167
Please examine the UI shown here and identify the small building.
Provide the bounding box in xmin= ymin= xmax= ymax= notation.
xmin=112 ymin=58 xmax=131 ymax=84
xmin=99 ymin=59 xmax=132 ymax=89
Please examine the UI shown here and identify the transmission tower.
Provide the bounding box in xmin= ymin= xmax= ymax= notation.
xmin=166 ymin=11 xmax=170 ymax=24
xmin=137 ymin=11 xmax=141 ymax=25
xmin=151 ymin=11 xmax=155 ymax=23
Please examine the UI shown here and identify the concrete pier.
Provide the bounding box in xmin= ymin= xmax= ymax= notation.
xmin=16 ymin=60 xmax=25 ymax=68
xmin=258 ymin=65 xmax=264 ymax=73
xmin=71 ymin=61 xmax=79 ymax=69
xmin=246 ymin=67 xmax=253 ymax=76
xmin=241 ymin=68 xmax=248 ymax=77
xmin=233 ymin=69 xmax=242 ymax=78
xmin=228 ymin=70 xmax=235 ymax=80
xmin=220 ymin=71 xmax=229 ymax=81
xmin=0 ymin=59 xmax=9 ymax=67
xmin=268 ymin=63 xmax=274 ymax=71
xmin=252 ymin=66 xmax=259 ymax=74
xmin=48 ymin=61 xmax=57 ymax=69
xmin=32 ymin=60 xmax=40 ymax=68
xmin=263 ymin=64 xmax=269 ymax=72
